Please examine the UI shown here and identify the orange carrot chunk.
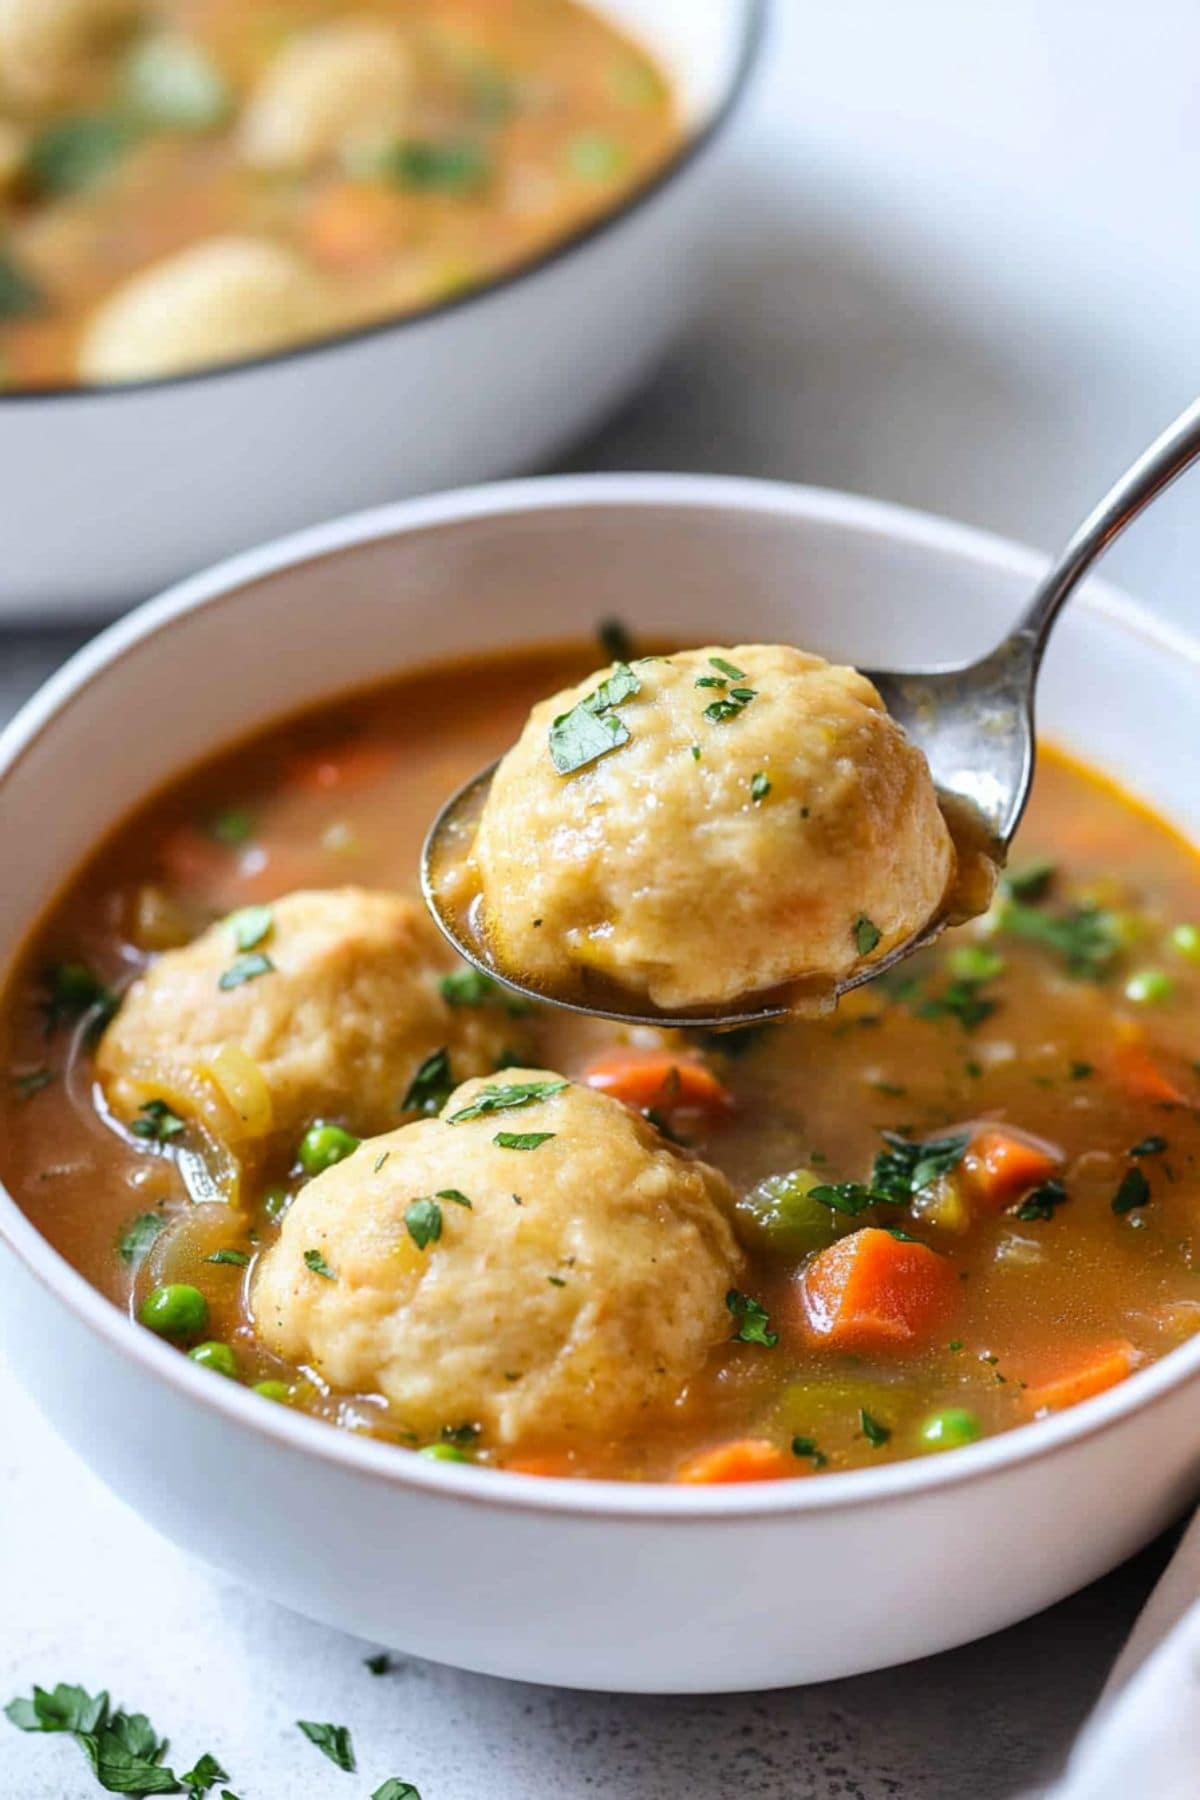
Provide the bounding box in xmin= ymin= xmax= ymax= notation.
xmin=962 ymin=1126 xmax=1061 ymax=1212
xmin=800 ymin=1227 xmax=956 ymax=1352
xmin=1023 ymin=1339 xmax=1141 ymax=1413
xmin=287 ymin=740 xmax=399 ymax=795
xmin=504 ymin=1452 xmax=578 ymax=1478
xmin=303 ymin=182 xmax=409 ymax=271
xmin=583 ymin=1050 xmax=733 ymax=1117
xmin=675 ymin=1439 xmax=797 ymax=1484
xmin=1111 ymin=1033 xmax=1190 ymax=1107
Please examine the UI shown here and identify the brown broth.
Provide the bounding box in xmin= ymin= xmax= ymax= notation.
xmin=0 ymin=0 xmax=678 ymax=388
xmin=5 ymin=639 xmax=1200 ymax=1482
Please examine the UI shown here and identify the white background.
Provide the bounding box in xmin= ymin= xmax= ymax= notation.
xmin=4 ymin=3 xmax=1199 ymax=1794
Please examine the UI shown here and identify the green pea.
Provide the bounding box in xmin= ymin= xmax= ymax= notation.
xmin=188 ymin=1340 xmax=238 ymax=1378
xmin=1169 ymin=923 xmax=1200 ymax=963
xmin=947 ymin=944 xmax=1004 ymax=982
xmin=139 ymin=1282 xmax=208 ymax=1340
xmin=297 ymin=1121 xmax=360 ymax=1176
xmin=262 ymin=1184 xmax=290 ymax=1220
xmin=1124 ymin=968 xmax=1174 ymax=1006
xmin=419 ymin=1442 xmax=471 ymax=1463
xmin=920 ymin=1408 xmax=981 ymax=1451
xmin=734 ymin=1169 xmax=844 ymax=1258
xmin=252 ymin=1379 xmax=292 ymax=1403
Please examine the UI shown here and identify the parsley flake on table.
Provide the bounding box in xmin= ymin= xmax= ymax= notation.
xmin=217 ymin=952 xmax=274 ymax=991
xmin=447 ymin=1078 xmax=567 ymax=1123
xmin=296 ymin=1719 xmax=355 ymax=1772
xmin=548 ymin=662 xmax=642 ymax=774
xmin=364 ymin=1653 xmax=394 ymax=1676
xmin=493 ymin=1130 xmax=555 ymax=1150
xmin=4 ymin=1680 xmax=227 ymax=1796
xmin=303 ymin=1248 xmax=337 ymax=1280
xmin=726 ymin=1288 xmax=778 ymax=1347
xmin=373 ymin=1782 xmax=422 ymax=1800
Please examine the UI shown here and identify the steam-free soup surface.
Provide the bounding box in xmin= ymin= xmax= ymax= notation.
xmin=4 ymin=640 xmax=1200 ymax=1483
xmin=0 ymin=0 xmax=678 ymax=388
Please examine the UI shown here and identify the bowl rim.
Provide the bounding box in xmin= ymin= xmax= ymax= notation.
xmin=5 ymin=469 xmax=1200 ymax=1523
xmin=0 ymin=0 xmax=767 ymax=410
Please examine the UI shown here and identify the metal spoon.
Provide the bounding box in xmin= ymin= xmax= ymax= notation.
xmin=422 ymin=395 xmax=1200 ymax=1030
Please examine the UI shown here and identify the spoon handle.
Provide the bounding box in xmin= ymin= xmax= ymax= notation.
xmin=1015 ymin=393 xmax=1200 ymax=664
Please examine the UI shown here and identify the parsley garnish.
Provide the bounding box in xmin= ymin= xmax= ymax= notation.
xmin=380 ymin=137 xmax=490 ymax=193
xmin=1112 ymin=1167 xmax=1151 ymax=1215
xmin=0 ymin=246 xmax=43 ymax=320
xmin=750 ymin=771 xmax=771 ymax=802
xmin=791 ymin=1435 xmax=828 ymax=1468
xmin=998 ymin=899 xmax=1122 ymax=979
xmin=447 ymin=1078 xmax=567 ymax=1123
xmin=807 ymin=1181 xmax=882 ymax=1216
xmin=404 ymin=1197 xmax=443 ymax=1249
xmin=227 ymin=904 xmax=273 ymax=952
xmin=217 ymin=953 xmax=274 ymax=991
xmin=373 ymin=1783 xmax=421 ymax=1800
xmin=854 ymin=915 xmax=882 ymax=956
xmin=4 ymin=1680 xmax=220 ymax=1795
xmin=597 ymin=618 xmax=634 ymax=661
xmin=130 ymin=1098 xmax=186 ymax=1143
xmin=1014 ymin=1178 xmax=1067 ymax=1222
xmin=373 ymin=1151 xmax=390 ymax=1173
xmin=1002 ymin=857 xmax=1057 ymax=901
xmin=401 ymin=1047 xmax=454 ymax=1116
xmin=726 ymin=1289 xmax=778 ymax=1347
xmin=117 ymin=1211 xmax=167 ymax=1268
xmin=208 ymin=808 xmax=253 ymax=846
xmin=364 ymin=1653 xmax=393 ymax=1676
xmin=493 ymin=1130 xmax=555 ymax=1150
xmin=1070 ymin=1060 xmax=1094 ymax=1080
xmin=441 ymin=1423 xmax=480 ymax=1447
xmin=297 ymin=1720 xmax=355 ymax=1772
xmin=40 ymin=962 xmax=117 ymax=1038
xmin=179 ymin=1752 xmax=229 ymax=1797
xmin=703 ymin=686 xmax=757 ymax=724
xmin=205 ymin=1248 xmax=249 ymax=1267
xmin=437 ymin=1188 xmax=472 ymax=1207
xmin=873 ymin=1129 xmax=969 ymax=1198
xmin=915 ymin=977 xmax=998 ymax=1031
xmin=439 ymin=967 xmax=533 ymax=1014
xmin=709 ymin=655 xmax=746 ymax=680
xmin=859 ymin=1409 xmax=891 ymax=1447
xmin=548 ymin=663 xmax=642 ymax=774
xmin=303 ymin=1248 xmax=336 ymax=1279
xmin=1130 ymin=1135 xmax=1168 ymax=1157
xmin=12 ymin=1066 xmax=53 ymax=1099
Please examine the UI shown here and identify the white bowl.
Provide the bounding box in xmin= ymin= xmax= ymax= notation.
xmin=0 ymin=1 xmax=763 ymax=620
xmin=4 ymin=474 xmax=1200 ymax=1694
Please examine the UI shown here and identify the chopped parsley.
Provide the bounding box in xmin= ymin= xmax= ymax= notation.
xmin=373 ymin=1151 xmax=391 ymax=1174
xmin=1130 ymin=1135 xmax=1168 ymax=1157
xmin=703 ymin=685 xmax=757 ymax=724
xmin=178 ymin=1751 xmax=228 ymax=1797
xmin=597 ymin=617 xmax=634 ymax=662
xmin=791 ymin=1435 xmax=828 ymax=1468
xmin=447 ymin=1078 xmax=567 ymax=1123
xmin=859 ymin=1409 xmax=891 ymax=1448
xmin=1070 ymin=1060 xmax=1095 ymax=1080
xmin=130 ymin=1098 xmax=186 ymax=1143
xmin=548 ymin=663 xmax=642 ymax=774
xmin=303 ymin=1248 xmax=336 ymax=1280
xmin=117 ymin=1211 xmax=167 ymax=1268
xmin=27 ymin=114 xmax=137 ymax=197
xmin=547 ymin=1274 xmax=567 ymax=1287
xmin=437 ymin=1188 xmax=472 ymax=1207
xmin=381 ymin=136 xmax=490 ymax=193
xmin=208 ymin=808 xmax=253 ymax=846
xmin=1112 ymin=1166 xmax=1151 ymax=1215
xmin=404 ymin=1197 xmax=443 ymax=1250
xmin=708 ymin=656 xmax=747 ymax=680
xmin=402 ymin=1047 xmax=454 ymax=1116
xmin=439 ymin=967 xmax=532 ymax=1014
xmin=373 ymin=1783 xmax=421 ymax=1800
xmin=493 ymin=1130 xmax=555 ymax=1150
xmin=205 ymin=1248 xmax=249 ymax=1267
xmin=915 ymin=976 xmax=998 ymax=1031
xmin=726 ymin=1288 xmax=778 ymax=1347
xmin=12 ymin=1066 xmax=53 ymax=1099
xmin=4 ymin=1680 xmax=221 ymax=1796
xmin=1002 ymin=857 xmax=1057 ymax=901
xmin=1014 ymin=1178 xmax=1068 ymax=1222
xmin=0 ymin=246 xmax=43 ymax=320
xmin=217 ymin=952 xmax=274 ymax=991
xmin=364 ymin=1653 xmax=394 ymax=1676
xmin=40 ymin=961 xmax=117 ymax=1038
xmin=997 ymin=899 xmax=1122 ymax=979
xmin=854 ymin=915 xmax=882 ymax=956
xmin=227 ymin=904 xmax=273 ymax=952
xmin=441 ymin=1422 xmax=480 ymax=1447
xmin=809 ymin=1129 xmax=968 ymax=1217
xmin=807 ymin=1181 xmax=881 ymax=1216
xmin=297 ymin=1720 xmax=355 ymax=1773
xmin=750 ymin=771 xmax=771 ymax=802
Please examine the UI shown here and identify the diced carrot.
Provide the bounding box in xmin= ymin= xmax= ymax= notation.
xmin=675 ymin=1439 xmax=798 ymax=1484
xmin=157 ymin=823 xmax=233 ymax=893
xmin=1111 ymin=1032 xmax=1190 ymax=1106
xmin=504 ymin=1452 xmax=578 ymax=1478
xmin=303 ymin=182 xmax=409 ymax=271
xmin=1022 ymin=1339 xmax=1141 ymax=1414
xmin=799 ymin=1227 xmax=956 ymax=1352
xmin=962 ymin=1126 xmax=1061 ymax=1212
xmin=583 ymin=1049 xmax=733 ymax=1117
xmin=287 ymin=740 xmax=398 ymax=796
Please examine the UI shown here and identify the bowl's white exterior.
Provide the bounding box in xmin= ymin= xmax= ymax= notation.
xmin=3 ymin=474 xmax=1200 ymax=1693
xmin=0 ymin=1 xmax=761 ymax=619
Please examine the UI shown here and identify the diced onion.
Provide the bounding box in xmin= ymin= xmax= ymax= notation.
xmin=204 ymin=1042 xmax=274 ymax=1139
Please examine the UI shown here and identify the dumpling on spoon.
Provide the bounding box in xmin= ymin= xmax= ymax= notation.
xmin=457 ymin=644 xmax=955 ymax=1013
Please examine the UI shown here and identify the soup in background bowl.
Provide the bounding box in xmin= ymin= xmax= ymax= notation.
xmin=3 ymin=475 xmax=1200 ymax=1692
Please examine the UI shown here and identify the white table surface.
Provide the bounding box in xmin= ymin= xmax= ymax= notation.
xmin=4 ymin=3 xmax=1200 ymax=1793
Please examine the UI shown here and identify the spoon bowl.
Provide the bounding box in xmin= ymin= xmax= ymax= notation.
xmin=422 ymin=396 xmax=1200 ymax=1028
